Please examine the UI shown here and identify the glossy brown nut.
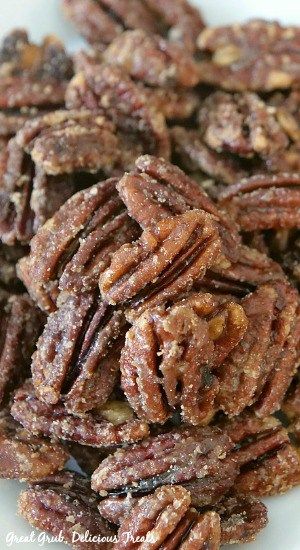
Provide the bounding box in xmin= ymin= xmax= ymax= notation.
xmin=100 ymin=210 xmax=222 ymax=315
xmin=32 ymin=292 xmax=127 ymax=412
xmin=214 ymin=493 xmax=268 ymax=544
xmin=0 ymin=29 xmax=72 ymax=108
xmin=0 ymin=409 xmax=68 ymax=481
xmin=18 ymin=178 xmax=138 ymax=312
xmin=103 ymin=30 xmax=200 ymax=88
xmin=18 ymin=471 xmax=115 ymax=550
xmin=0 ymin=291 xmax=44 ymax=406
xmin=197 ymin=20 xmax=300 ymax=92
xmin=11 ymin=380 xmax=149 ymax=447
xmin=219 ymin=173 xmax=300 ymax=231
xmin=121 ymin=292 xmax=247 ymax=425
xmin=217 ymin=281 xmax=300 ymax=417
xmin=91 ymin=425 xmax=237 ymax=506
xmin=116 ymin=485 xmax=221 ymax=550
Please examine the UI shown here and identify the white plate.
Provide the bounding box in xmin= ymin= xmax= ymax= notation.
xmin=0 ymin=1 xmax=300 ymax=548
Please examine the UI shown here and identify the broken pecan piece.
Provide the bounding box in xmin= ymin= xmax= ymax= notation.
xmin=18 ymin=178 xmax=138 ymax=311
xmin=18 ymin=471 xmax=115 ymax=549
xmin=99 ymin=210 xmax=222 ymax=316
xmin=116 ymin=485 xmax=221 ymax=550
xmin=121 ymin=292 xmax=247 ymax=424
xmin=0 ymin=408 xmax=68 ymax=481
xmin=197 ymin=19 xmax=300 ymax=91
xmin=11 ymin=380 xmax=149 ymax=447
xmin=91 ymin=424 xmax=237 ymax=506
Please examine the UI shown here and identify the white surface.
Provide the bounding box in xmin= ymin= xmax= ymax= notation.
xmin=0 ymin=1 xmax=300 ymax=548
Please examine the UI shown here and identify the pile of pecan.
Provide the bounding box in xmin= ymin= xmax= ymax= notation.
xmin=1 ymin=2 xmax=300 ymax=549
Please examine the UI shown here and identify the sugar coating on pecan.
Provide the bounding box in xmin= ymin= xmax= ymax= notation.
xmin=0 ymin=29 xmax=73 ymax=108
xmin=18 ymin=471 xmax=115 ymax=550
xmin=219 ymin=173 xmax=300 ymax=231
xmin=103 ymin=30 xmax=200 ymax=88
xmin=0 ymin=291 xmax=43 ymax=406
xmin=0 ymin=408 xmax=68 ymax=481
xmin=121 ymin=292 xmax=247 ymax=424
xmin=217 ymin=281 xmax=300 ymax=417
xmin=116 ymin=485 xmax=221 ymax=550
xmin=197 ymin=19 xmax=300 ymax=91
xmin=214 ymin=493 xmax=268 ymax=544
xmin=18 ymin=178 xmax=138 ymax=311
xmin=11 ymin=380 xmax=149 ymax=447
xmin=99 ymin=210 xmax=222 ymax=315
xmin=91 ymin=425 xmax=237 ymax=506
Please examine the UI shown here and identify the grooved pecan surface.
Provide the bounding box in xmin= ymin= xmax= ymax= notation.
xmin=219 ymin=173 xmax=300 ymax=231
xmin=11 ymin=380 xmax=149 ymax=447
xmin=18 ymin=178 xmax=138 ymax=311
xmin=91 ymin=425 xmax=237 ymax=506
xmin=0 ymin=29 xmax=73 ymax=108
xmin=217 ymin=281 xmax=300 ymax=417
xmin=197 ymin=20 xmax=300 ymax=91
xmin=120 ymin=292 xmax=247 ymax=425
xmin=18 ymin=471 xmax=115 ymax=550
xmin=0 ymin=408 xmax=68 ymax=481
xmin=99 ymin=210 xmax=222 ymax=315
xmin=116 ymin=485 xmax=221 ymax=550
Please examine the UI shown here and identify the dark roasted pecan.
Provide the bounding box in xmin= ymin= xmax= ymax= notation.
xmin=99 ymin=210 xmax=222 ymax=316
xmin=197 ymin=20 xmax=300 ymax=91
xmin=0 ymin=291 xmax=43 ymax=406
xmin=0 ymin=29 xmax=72 ymax=109
xmin=18 ymin=178 xmax=138 ymax=311
xmin=0 ymin=408 xmax=68 ymax=481
xmin=91 ymin=424 xmax=237 ymax=506
xmin=217 ymin=281 xmax=300 ymax=417
xmin=103 ymin=30 xmax=200 ymax=88
xmin=219 ymin=173 xmax=300 ymax=231
xmin=0 ymin=243 xmax=27 ymax=292
xmin=11 ymin=380 xmax=149 ymax=447
xmin=31 ymin=292 xmax=126 ymax=412
xmin=18 ymin=471 xmax=115 ymax=549
xmin=224 ymin=414 xmax=300 ymax=496
xmin=121 ymin=292 xmax=247 ymax=424
xmin=116 ymin=485 xmax=220 ymax=550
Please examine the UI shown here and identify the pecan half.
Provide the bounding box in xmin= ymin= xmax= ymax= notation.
xmin=18 ymin=178 xmax=138 ymax=311
xmin=11 ymin=380 xmax=149 ymax=447
xmin=224 ymin=414 xmax=300 ymax=496
xmin=99 ymin=210 xmax=222 ymax=316
xmin=116 ymin=485 xmax=221 ymax=550
xmin=0 ymin=29 xmax=73 ymax=109
xmin=91 ymin=425 xmax=237 ymax=506
xmin=197 ymin=20 xmax=300 ymax=91
xmin=103 ymin=30 xmax=200 ymax=88
xmin=219 ymin=173 xmax=300 ymax=231
xmin=217 ymin=281 xmax=300 ymax=417
xmin=18 ymin=471 xmax=115 ymax=549
xmin=121 ymin=292 xmax=247 ymax=424
xmin=0 ymin=408 xmax=68 ymax=481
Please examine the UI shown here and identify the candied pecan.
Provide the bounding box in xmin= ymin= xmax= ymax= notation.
xmin=197 ymin=19 xmax=300 ymax=91
xmin=11 ymin=380 xmax=149 ymax=447
xmin=0 ymin=408 xmax=68 ymax=481
xmin=103 ymin=30 xmax=200 ymax=88
xmin=220 ymin=173 xmax=300 ymax=232
xmin=224 ymin=414 xmax=300 ymax=496
xmin=0 ymin=29 xmax=72 ymax=109
xmin=0 ymin=291 xmax=43 ymax=406
xmin=0 ymin=243 xmax=27 ymax=292
xmin=121 ymin=292 xmax=247 ymax=424
xmin=18 ymin=471 xmax=115 ymax=550
xmin=99 ymin=210 xmax=222 ymax=316
xmin=116 ymin=485 xmax=220 ymax=550
xmin=171 ymin=126 xmax=247 ymax=185
xmin=65 ymin=64 xmax=170 ymax=160
xmin=31 ymin=292 xmax=126 ymax=412
xmin=217 ymin=281 xmax=300 ymax=417
xmin=91 ymin=424 xmax=237 ymax=506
